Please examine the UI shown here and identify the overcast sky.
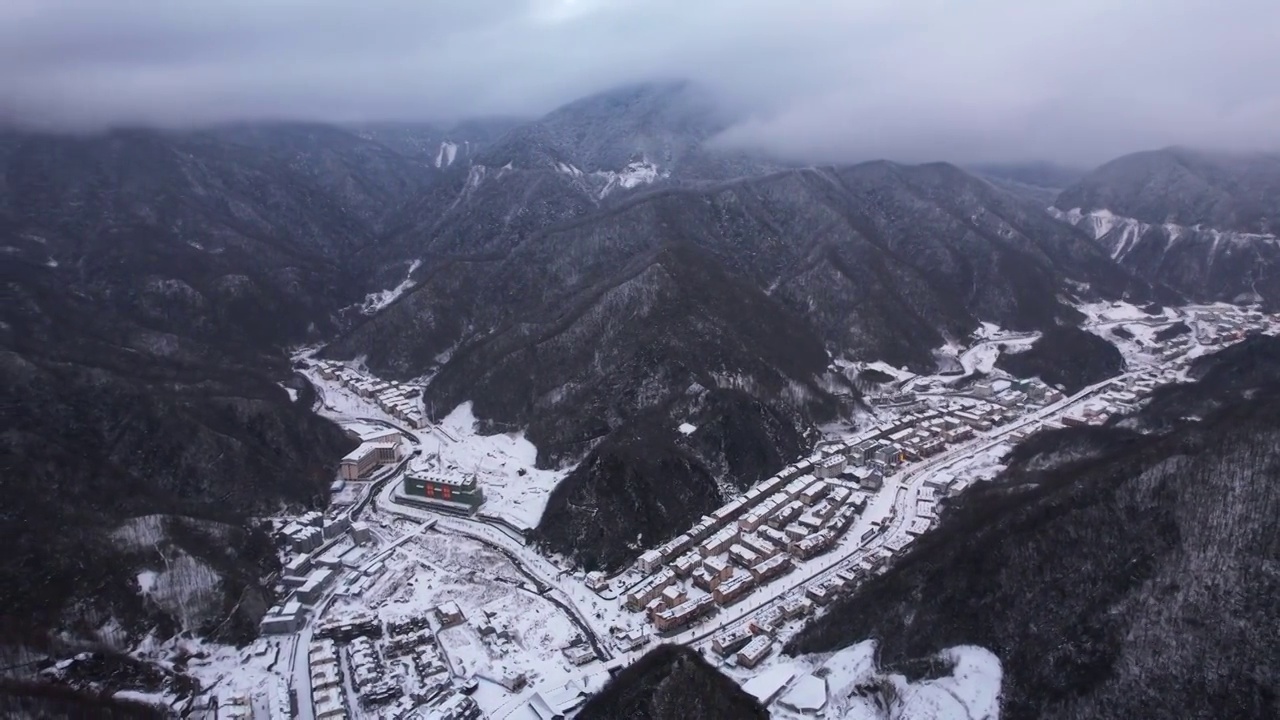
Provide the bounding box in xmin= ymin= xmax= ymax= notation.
xmin=2 ymin=0 xmax=1278 ymax=164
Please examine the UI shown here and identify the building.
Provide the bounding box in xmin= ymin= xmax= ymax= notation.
xmin=403 ymin=472 xmax=485 ymax=509
xmin=672 ymin=551 xmax=702 ymax=577
xmin=563 ymin=644 xmax=595 ymax=667
xmin=785 ymin=523 xmax=811 ymax=541
xmin=339 ymin=441 xmax=402 ymax=480
xmin=626 ymin=569 xmax=677 ymax=611
xmin=636 ymin=549 xmax=664 ymax=575
xmin=296 ymin=568 xmax=336 ymax=605
xmin=260 ymin=600 xmax=305 ymax=635
xmin=712 ymin=625 xmax=756 ymax=656
xmin=767 ymin=500 xmax=806 ymax=529
xmin=758 ymin=526 xmax=791 ymax=549
xmin=322 ymin=514 xmax=351 ymax=540
xmin=433 ymin=693 xmax=483 ymax=720
xmin=736 ymin=636 xmax=774 ymax=668
xmin=282 ymin=524 xmax=323 ymax=553
xmin=749 ymin=606 xmax=787 ymax=636
xmin=799 ymin=480 xmax=832 ymax=505
xmin=780 ymin=595 xmax=814 ymax=621
xmin=728 ymin=543 xmax=763 ymax=569
xmin=750 ymin=554 xmax=793 ymax=583
xmin=283 ymin=555 xmax=312 ymax=578
xmin=805 ymin=581 xmax=836 ymax=605
xmin=740 ymin=534 xmax=777 ymax=560
xmin=312 ymin=688 xmax=347 ymax=720
xmin=713 ymin=574 xmax=757 ymax=606
xmin=913 ymin=437 xmax=941 ymax=457
xmin=653 ymin=596 xmax=715 ymax=632
xmin=871 ymin=444 xmax=900 ymax=466
xmin=690 ymin=567 xmax=718 ymax=592
xmin=618 ymin=628 xmax=650 ymax=652
xmin=814 ymin=455 xmax=846 ymax=479
xmin=792 ymin=530 xmax=837 ymax=560
xmin=660 ymin=585 xmax=687 ymax=608
xmin=698 ymin=526 xmax=739 ymax=557
xmin=703 ymin=556 xmax=733 ymax=581
xmin=738 ymin=498 xmax=783 ymax=532
xmin=436 ymin=600 xmax=465 ymax=627
xmin=349 ymin=521 xmax=372 ymax=545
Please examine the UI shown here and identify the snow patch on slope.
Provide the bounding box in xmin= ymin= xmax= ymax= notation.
xmin=360 ymin=259 xmax=421 ymax=315
xmin=1051 ymin=207 xmax=1278 ymax=262
xmin=593 ymin=160 xmax=668 ymax=198
xmin=435 ymin=141 xmax=458 ymax=168
xmin=556 ymin=162 xmax=584 ymax=178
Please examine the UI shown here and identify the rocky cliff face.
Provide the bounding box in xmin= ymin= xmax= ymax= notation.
xmin=787 ymin=336 xmax=1280 ymax=720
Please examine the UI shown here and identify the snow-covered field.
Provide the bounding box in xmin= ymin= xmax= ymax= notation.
xmin=1076 ymin=299 xmax=1165 ymax=324
xmin=730 ymin=641 xmax=1003 ymax=719
xmin=324 ymin=528 xmax=595 ymax=716
xmin=417 ymin=402 xmax=571 ymax=530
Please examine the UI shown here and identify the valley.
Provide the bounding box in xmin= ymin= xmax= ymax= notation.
xmin=1 ymin=73 xmax=1276 ymax=720
xmin=103 ymin=301 xmax=1271 ymax=719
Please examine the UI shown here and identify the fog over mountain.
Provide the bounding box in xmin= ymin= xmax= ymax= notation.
xmin=3 ymin=3 xmax=1280 ymax=718
xmin=3 ymin=0 xmax=1279 ymax=164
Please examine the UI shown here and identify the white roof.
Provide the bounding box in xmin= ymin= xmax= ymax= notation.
xmin=738 ymin=656 xmax=787 ymax=696
xmin=780 ymin=673 xmax=828 ymax=712
xmin=341 ymin=443 xmax=377 ymax=463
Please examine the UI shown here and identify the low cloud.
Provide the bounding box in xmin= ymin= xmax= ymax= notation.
xmin=2 ymin=0 xmax=1278 ymax=164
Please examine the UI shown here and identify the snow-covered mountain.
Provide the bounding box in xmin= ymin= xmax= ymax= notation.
xmin=1056 ymin=147 xmax=1280 ymax=234
xmin=1052 ymin=148 xmax=1280 ymax=305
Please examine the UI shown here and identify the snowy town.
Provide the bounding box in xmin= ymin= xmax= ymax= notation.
xmin=163 ymin=302 xmax=1277 ymax=720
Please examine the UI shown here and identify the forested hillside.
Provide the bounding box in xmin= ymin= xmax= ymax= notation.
xmin=787 ymin=336 xmax=1280 ymax=719
xmin=577 ymin=645 xmax=768 ymax=720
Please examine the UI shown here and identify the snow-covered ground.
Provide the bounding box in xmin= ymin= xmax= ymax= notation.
xmin=730 ymin=640 xmax=1002 ymax=720
xmin=414 ymin=402 xmax=571 ymax=530
xmin=1076 ymin=299 xmax=1166 ymax=324
xmin=360 ymin=259 xmax=421 ymax=315
xmin=304 ymin=361 xmax=572 ymax=530
xmin=88 ymin=305 xmax=1273 ymax=719
xmin=435 ymin=141 xmax=458 ymax=168
xmin=328 ymin=531 xmax=583 ymax=694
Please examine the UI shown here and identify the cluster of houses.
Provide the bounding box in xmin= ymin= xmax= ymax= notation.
xmin=622 ymin=465 xmax=873 ymax=633
xmin=800 ymin=550 xmax=896 ymax=609
xmin=261 ymin=518 xmax=376 ymax=635
xmin=710 ymin=595 xmax=818 ymax=668
xmin=617 ymin=395 xmax=1037 ymax=634
xmin=1195 ymin=308 xmax=1271 ymax=345
xmin=383 ymin=615 xmax=463 ymax=708
xmin=314 ymin=360 xmax=429 ymax=429
xmin=347 ymin=636 xmax=401 ymax=706
xmin=309 ymin=640 xmax=351 ymax=720
xmin=305 ymin=610 xmax=477 ymax=719
xmin=279 ymin=511 xmax=352 ymax=554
